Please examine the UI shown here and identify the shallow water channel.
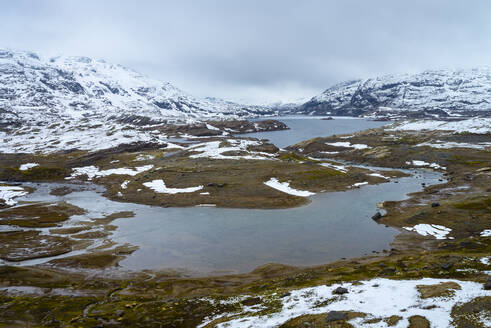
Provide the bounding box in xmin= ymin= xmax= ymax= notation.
xmin=5 ymin=117 xmax=444 ymax=275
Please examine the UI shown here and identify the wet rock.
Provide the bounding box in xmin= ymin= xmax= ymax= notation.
xmin=280 ymin=292 xmax=291 ymax=298
xmin=431 ymin=202 xmax=440 ymax=207
xmin=371 ymin=212 xmax=382 ymax=221
xmin=441 ymin=262 xmax=453 ymax=270
xmin=484 ymin=277 xmax=491 ymax=290
xmin=325 ymin=311 xmax=347 ymax=322
xmin=333 ymin=286 xmax=348 ymax=295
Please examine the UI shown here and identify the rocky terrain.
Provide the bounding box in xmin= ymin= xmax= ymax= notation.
xmin=0 ymin=117 xmax=489 ymax=327
xmin=291 ymin=68 xmax=491 ymax=118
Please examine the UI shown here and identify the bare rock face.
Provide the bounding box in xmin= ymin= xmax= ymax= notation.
xmin=292 ymin=68 xmax=491 ymax=118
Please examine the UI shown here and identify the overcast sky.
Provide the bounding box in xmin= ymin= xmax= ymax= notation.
xmin=1 ymin=1 xmax=491 ymax=104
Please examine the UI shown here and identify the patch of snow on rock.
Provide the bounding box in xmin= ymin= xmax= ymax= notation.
xmin=480 ymin=229 xmax=491 ymax=237
xmin=143 ymin=179 xmax=203 ymax=194
xmin=0 ymin=185 xmax=28 ymax=206
xmin=264 ymin=178 xmax=315 ymax=197
xmin=67 ymin=165 xmax=153 ymax=180
xmin=121 ymin=180 xmax=130 ymax=189
xmin=326 ymin=142 xmax=371 ymax=150
xmin=416 ymin=141 xmax=491 ymax=150
xmin=406 ymin=160 xmax=446 ymax=170
xmin=368 ymin=173 xmax=389 ymax=179
xmin=404 ymin=224 xmax=452 ymax=239
xmin=19 ymin=163 xmax=39 ymax=171
xmin=319 ymin=162 xmax=348 ymax=173
xmin=188 ymin=139 xmax=275 ymax=160
xmin=392 ymin=118 xmax=491 ymax=134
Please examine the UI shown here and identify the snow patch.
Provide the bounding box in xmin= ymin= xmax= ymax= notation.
xmin=188 ymin=139 xmax=276 ymax=160
xmin=326 ymin=142 xmax=371 ymax=150
xmin=0 ymin=185 xmax=28 ymax=206
xmin=134 ymin=154 xmax=155 ymax=161
xmin=403 ymin=224 xmax=452 ymax=239
xmin=368 ymin=173 xmax=389 ymax=179
xmin=264 ymin=178 xmax=315 ymax=197
xmin=19 ymin=163 xmax=39 ymax=171
xmin=199 ymin=278 xmax=490 ymax=328
xmin=319 ymin=162 xmax=348 ymax=173
xmin=406 ymin=160 xmax=445 ymax=170
xmin=416 ymin=141 xmax=491 ymax=150
xmin=121 ymin=180 xmax=130 ymax=189
xmin=480 ymin=229 xmax=491 ymax=237
xmin=143 ymin=179 xmax=203 ymax=194
xmin=392 ymin=118 xmax=491 ymax=134
xmin=67 ymin=165 xmax=153 ymax=180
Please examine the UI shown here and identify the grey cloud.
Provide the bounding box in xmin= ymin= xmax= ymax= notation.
xmin=1 ymin=0 xmax=490 ymax=103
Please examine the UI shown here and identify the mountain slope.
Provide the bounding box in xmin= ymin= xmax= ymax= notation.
xmin=295 ymin=68 xmax=491 ymax=118
xmin=0 ymin=49 xmax=269 ymax=126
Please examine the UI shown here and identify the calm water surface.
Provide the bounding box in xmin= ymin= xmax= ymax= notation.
xmin=10 ymin=118 xmax=443 ymax=275
xmin=248 ymin=116 xmax=388 ymax=148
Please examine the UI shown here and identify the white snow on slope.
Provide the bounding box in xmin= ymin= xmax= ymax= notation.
xmin=0 ymin=185 xmax=28 ymax=205
xmin=406 ymin=160 xmax=445 ymax=170
xmin=264 ymin=178 xmax=315 ymax=197
xmin=392 ymin=118 xmax=491 ymax=134
xmin=319 ymin=162 xmax=348 ymax=173
xmin=352 ymin=182 xmax=368 ymax=188
xmin=143 ymin=179 xmax=203 ymax=194
xmin=326 ymin=142 xmax=371 ymax=150
xmin=403 ymin=224 xmax=453 ymax=239
xmin=369 ymin=173 xmax=389 ymax=179
xmin=67 ymin=165 xmax=153 ymax=180
xmin=199 ymin=278 xmax=490 ymax=328
xmin=480 ymin=230 xmax=491 ymax=237
xmin=19 ymin=163 xmax=39 ymax=171
xmin=0 ymin=120 xmax=170 ymax=154
xmin=188 ymin=139 xmax=276 ymax=160
xmin=307 ymin=68 xmax=491 ymax=116
xmin=416 ymin=141 xmax=491 ymax=150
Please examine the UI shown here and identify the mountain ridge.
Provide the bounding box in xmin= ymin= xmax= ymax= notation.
xmin=292 ymin=68 xmax=491 ymax=118
xmin=0 ymin=49 xmax=272 ymax=126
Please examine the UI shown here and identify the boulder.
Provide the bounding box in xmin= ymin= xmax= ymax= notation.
xmin=333 ymin=286 xmax=349 ymax=295
xmin=371 ymin=212 xmax=382 ymax=221
xmin=325 ymin=311 xmax=347 ymax=322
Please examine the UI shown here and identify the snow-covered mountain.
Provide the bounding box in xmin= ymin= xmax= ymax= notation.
xmin=0 ymin=49 xmax=271 ymax=127
xmin=294 ymin=68 xmax=491 ymax=118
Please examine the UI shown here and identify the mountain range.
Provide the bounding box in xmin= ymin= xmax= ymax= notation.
xmin=292 ymin=68 xmax=491 ymax=118
xmin=1 ymin=49 xmax=490 ymax=126
xmin=0 ymin=49 xmax=272 ymax=127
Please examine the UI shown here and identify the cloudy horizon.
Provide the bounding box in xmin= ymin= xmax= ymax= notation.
xmin=1 ymin=0 xmax=491 ymax=105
